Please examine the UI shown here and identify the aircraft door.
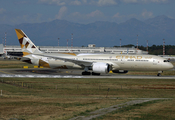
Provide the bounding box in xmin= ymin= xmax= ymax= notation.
xmin=153 ymin=59 xmax=157 ymax=65
xmin=120 ymin=58 xmax=127 ymax=69
xmin=121 ymin=59 xmax=124 ymax=64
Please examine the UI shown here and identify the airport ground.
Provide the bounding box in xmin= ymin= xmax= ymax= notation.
xmin=0 ymin=59 xmax=175 ymax=120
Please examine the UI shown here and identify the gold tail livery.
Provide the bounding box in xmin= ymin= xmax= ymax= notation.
xmin=15 ymin=29 xmax=174 ymax=76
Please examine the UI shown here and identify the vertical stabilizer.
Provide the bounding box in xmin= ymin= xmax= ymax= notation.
xmin=15 ymin=29 xmax=42 ymax=56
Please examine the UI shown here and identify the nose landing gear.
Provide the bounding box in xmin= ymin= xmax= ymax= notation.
xmin=157 ymin=73 xmax=161 ymax=76
xmin=157 ymin=71 xmax=163 ymax=76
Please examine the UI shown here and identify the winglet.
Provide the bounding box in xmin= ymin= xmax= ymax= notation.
xmin=15 ymin=29 xmax=42 ymax=56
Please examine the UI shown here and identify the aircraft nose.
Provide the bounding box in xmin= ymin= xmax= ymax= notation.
xmin=168 ymin=63 xmax=174 ymax=69
xmin=162 ymin=62 xmax=174 ymax=70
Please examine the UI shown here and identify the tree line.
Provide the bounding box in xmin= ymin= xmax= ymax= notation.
xmin=114 ymin=44 xmax=175 ymax=55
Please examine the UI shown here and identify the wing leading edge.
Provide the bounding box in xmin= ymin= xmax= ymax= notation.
xmin=34 ymin=53 xmax=93 ymax=67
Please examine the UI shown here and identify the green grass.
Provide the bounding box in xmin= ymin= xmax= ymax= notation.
xmin=99 ymin=99 xmax=175 ymax=120
xmin=0 ymin=78 xmax=175 ymax=120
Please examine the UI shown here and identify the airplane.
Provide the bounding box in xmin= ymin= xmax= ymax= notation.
xmin=15 ymin=29 xmax=174 ymax=76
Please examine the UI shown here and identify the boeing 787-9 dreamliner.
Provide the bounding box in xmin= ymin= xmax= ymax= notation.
xmin=15 ymin=29 xmax=173 ymax=76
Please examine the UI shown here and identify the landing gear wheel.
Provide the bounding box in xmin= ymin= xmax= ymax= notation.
xmin=157 ymin=71 xmax=163 ymax=76
xmin=92 ymin=72 xmax=101 ymax=75
xmin=82 ymin=71 xmax=91 ymax=75
xmin=157 ymin=73 xmax=161 ymax=76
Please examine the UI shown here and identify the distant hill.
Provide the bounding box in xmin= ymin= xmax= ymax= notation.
xmin=0 ymin=15 xmax=175 ymax=47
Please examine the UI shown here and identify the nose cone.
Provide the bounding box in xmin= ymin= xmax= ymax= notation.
xmin=167 ymin=63 xmax=174 ymax=70
xmin=170 ymin=63 xmax=174 ymax=69
xmin=162 ymin=62 xmax=174 ymax=70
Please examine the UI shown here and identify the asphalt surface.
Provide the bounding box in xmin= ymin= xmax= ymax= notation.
xmin=0 ymin=68 xmax=175 ymax=79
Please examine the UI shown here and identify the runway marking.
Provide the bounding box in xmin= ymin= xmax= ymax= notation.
xmin=0 ymin=70 xmax=14 ymax=75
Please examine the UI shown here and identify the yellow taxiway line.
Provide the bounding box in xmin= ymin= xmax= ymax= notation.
xmin=0 ymin=70 xmax=14 ymax=75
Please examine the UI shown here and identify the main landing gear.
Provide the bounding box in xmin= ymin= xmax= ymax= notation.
xmin=82 ymin=71 xmax=91 ymax=75
xmin=157 ymin=73 xmax=161 ymax=76
xmin=92 ymin=72 xmax=100 ymax=75
xmin=82 ymin=71 xmax=100 ymax=75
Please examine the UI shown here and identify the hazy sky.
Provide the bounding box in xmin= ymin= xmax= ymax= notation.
xmin=0 ymin=0 xmax=175 ymax=25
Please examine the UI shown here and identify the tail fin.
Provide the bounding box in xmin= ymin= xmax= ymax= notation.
xmin=15 ymin=29 xmax=42 ymax=56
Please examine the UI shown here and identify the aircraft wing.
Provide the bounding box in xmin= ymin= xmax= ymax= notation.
xmin=34 ymin=54 xmax=93 ymax=67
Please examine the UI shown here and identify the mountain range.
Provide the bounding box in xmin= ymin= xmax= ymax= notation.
xmin=0 ymin=15 xmax=175 ymax=47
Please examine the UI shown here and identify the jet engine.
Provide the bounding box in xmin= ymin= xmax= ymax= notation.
xmin=112 ymin=70 xmax=128 ymax=74
xmin=92 ymin=63 xmax=110 ymax=74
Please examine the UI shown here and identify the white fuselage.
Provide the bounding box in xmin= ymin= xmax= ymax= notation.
xmin=29 ymin=53 xmax=173 ymax=71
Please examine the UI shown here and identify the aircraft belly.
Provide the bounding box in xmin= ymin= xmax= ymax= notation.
xmin=133 ymin=63 xmax=158 ymax=71
xmin=120 ymin=63 xmax=141 ymax=70
xmin=119 ymin=62 xmax=162 ymax=71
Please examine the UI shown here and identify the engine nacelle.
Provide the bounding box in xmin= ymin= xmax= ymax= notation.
xmin=92 ymin=63 xmax=110 ymax=74
xmin=112 ymin=70 xmax=128 ymax=74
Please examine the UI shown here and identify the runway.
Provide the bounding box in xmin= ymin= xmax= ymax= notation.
xmin=0 ymin=68 xmax=175 ymax=79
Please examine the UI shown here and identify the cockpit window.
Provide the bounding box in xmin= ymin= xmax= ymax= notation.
xmin=164 ymin=60 xmax=170 ymax=62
